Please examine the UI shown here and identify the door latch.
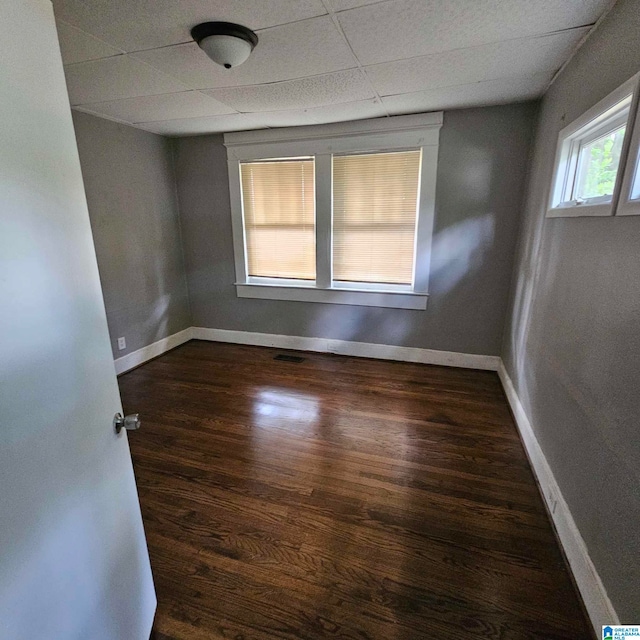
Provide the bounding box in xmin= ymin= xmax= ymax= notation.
xmin=113 ymin=413 xmax=141 ymax=434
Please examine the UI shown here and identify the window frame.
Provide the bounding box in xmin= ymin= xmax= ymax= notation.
xmin=224 ymin=113 xmax=442 ymax=310
xmin=616 ymin=78 xmax=640 ymax=216
xmin=548 ymin=73 xmax=640 ymax=218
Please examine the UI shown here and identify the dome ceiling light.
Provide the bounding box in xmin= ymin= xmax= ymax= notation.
xmin=190 ymin=22 xmax=258 ymax=69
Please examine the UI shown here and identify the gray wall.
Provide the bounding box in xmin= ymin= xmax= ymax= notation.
xmin=175 ymin=103 xmax=537 ymax=356
xmin=72 ymin=111 xmax=191 ymax=357
xmin=502 ymin=0 xmax=640 ymax=620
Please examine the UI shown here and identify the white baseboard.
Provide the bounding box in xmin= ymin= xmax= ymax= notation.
xmin=113 ymin=326 xmax=500 ymax=375
xmin=498 ymin=362 xmax=618 ymax=634
xmin=190 ymin=327 xmax=501 ymax=371
xmin=114 ymin=327 xmax=193 ymax=375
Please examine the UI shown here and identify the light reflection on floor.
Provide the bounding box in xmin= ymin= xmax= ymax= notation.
xmin=251 ymin=387 xmax=320 ymax=430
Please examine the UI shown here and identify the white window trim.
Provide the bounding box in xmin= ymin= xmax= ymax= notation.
xmin=548 ymin=73 xmax=640 ymax=219
xmin=224 ymin=112 xmax=442 ymax=310
xmin=616 ymin=77 xmax=640 ymax=216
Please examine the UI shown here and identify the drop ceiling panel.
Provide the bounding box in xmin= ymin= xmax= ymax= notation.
xmin=304 ymin=99 xmax=388 ymax=124
xmin=138 ymin=113 xmax=267 ymax=137
xmin=56 ymin=20 xmax=123 ymax=65
xmin=231 ymin=99 xmax=388 ymax=128
xmin=64 ymin=55 xmax=189 ymax=105
xmin=52 ymin=0 xmax=327 ymax=52
xmin=338 ymin=0 xmax=609 ymax=65
xmin=366 ymin=28 xmax=589 ymax=97
xmin=381 ymin=73 xmax=552 ymax=114
xmin=75 ymin=91 xmax=235 ymax=124
xmin=233 ymin=99 xmax=387 ymax=128
xmin=205 ymin=70 xmax=373 ymax=113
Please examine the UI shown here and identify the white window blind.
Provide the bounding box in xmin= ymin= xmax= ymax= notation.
xmin=332 ymin=150 xmax=422 ymax=285
xmin=240 ymin=158 xmax=315 ymax=280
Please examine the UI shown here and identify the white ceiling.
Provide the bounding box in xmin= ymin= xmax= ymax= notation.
xmin=53 ymin=0 xmax=612 ymax=137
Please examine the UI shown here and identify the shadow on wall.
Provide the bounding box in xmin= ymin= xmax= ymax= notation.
xmin=429 ymin=136 xmax=497 ymax=296
xmin=305 ymin=213 xmax=496 ymax=346
xmin=428 ymin=213 xmax=495 ymax=296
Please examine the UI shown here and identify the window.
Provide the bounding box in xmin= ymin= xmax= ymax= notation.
xmin=332 ymin=151 xmax=421 ymax=287
xmin=225 ymin=113 xmax=442 ymax=309
xmin=573 ymin=120 xmax=626 ymax=202
xmin=632 ymin=159 xmax=640 ymax=200
xmin=240 ymin=158 xmax=315 ymax=281
xmin=616 ymin=78 xmax=640 ymax=217
xmin=549 ymin=73 xmax=640 ymax=218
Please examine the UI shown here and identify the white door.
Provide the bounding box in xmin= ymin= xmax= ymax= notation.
xmin=0 ymin=1 xmax=156 ymax=639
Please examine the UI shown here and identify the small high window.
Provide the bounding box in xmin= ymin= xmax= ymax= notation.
xmin=548 ymin=73 xmax=640 ymax=218
xmin=616 ymin=78 xmax=640 ymax=217
xmin=572 ymin=118 xmax=627 ymax=203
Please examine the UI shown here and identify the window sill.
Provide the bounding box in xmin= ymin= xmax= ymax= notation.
xmin=235 ymin=283 xmax=428 ymax=310
xmin=547 ymin=202 xmax=613 ymax=218
xmin=617 ymin=199 xmax=640 ymax=216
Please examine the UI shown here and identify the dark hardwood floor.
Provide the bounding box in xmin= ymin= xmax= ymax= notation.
xmin=119 ymin=340 xmax=593 ymax=640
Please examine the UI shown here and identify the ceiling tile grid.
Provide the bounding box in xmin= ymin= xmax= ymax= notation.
xmin=56 ymin=20 xmax=123 ymax=65
xmin=52 ymin=0 xmax=612 ymax=136
xmin=326 ymin=0 xmax=388 ymax=11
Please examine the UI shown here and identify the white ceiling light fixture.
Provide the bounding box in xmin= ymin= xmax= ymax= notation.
xmin=191 ymin=22 xmax=258 ymax=70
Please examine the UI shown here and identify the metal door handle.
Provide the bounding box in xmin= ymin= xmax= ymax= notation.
xmin=114 ymin=413 xmax=141 ymax=434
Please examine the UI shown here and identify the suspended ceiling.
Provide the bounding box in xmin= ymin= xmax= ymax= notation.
xmin=53 ymin=0 xmax=613 ymax=136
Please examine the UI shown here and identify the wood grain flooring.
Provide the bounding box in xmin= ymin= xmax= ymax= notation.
xmin=119 ymin=340 xmax=593 ymax=640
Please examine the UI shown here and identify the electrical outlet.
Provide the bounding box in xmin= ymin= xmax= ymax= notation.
xmin=117 ymin=337 xmax=126 ymax=351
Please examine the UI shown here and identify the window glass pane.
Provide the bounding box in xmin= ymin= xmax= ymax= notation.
xmin=574 ymin=124 xmax=626 ymax=200
xmin=240 ymin=159 xmax=315 ymax=280
xmin=631 ymin=150 xmax=640 ymax=201
xmin=333 ymin=150 xmax=421 ymax=286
